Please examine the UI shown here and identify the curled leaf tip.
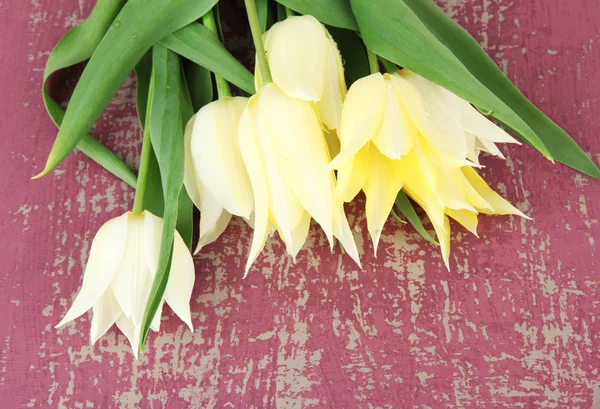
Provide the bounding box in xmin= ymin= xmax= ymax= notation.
xmin=31 ymin=166 xmax=52 ymax=180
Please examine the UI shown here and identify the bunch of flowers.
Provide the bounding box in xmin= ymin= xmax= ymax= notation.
xmin=40 ymin=0 xmax=599 ymax=357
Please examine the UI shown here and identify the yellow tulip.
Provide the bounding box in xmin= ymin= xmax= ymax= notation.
xmin=184 ymin=97 xmax=254 ymax=253
xmin=331 ymin=71 xmax=528 ymax=267
xmin=239 ymin=83 xmax=360 ymax=275
xmin=255 ymin=15 xmax=347 ymax=131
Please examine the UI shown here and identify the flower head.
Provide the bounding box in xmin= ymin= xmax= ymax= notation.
xmin=256 ymin=15 xmax=347 ymax=131
xmin=239 ymin=83 xmax=360 ymax=275
xmin=331 ymin=71 xmax=528 ymax=267
xmin=184 ymin=97 xmax=254 ymax=253
xmin=56 ymin=211 xmax=194 ymax=358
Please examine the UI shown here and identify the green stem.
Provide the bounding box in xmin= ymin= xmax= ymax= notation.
xmin=132 ymin=126 xmax=152 ymax=214
xmin=367 ymin=48 xmax=379 ymax=75
xmin=285 ymin=6 xmax=294 ymax=18
xmin=245 ymin=0 xmax=272 ymax=84
xmin=202 ymin=8 xmax=232 ymax=98
xmin=379 ymin=56 xmax=398 ymax=74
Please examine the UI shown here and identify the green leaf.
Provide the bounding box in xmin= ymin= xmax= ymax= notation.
xmin=395 ymin=191 xmax=438 ymax=246
xmin=328 ymin=26 xmax=369 ymax=86
xmin=350 ymin=0 xmax=552 ymax=161
xmin=257 ymin=0 xmax=270 ymax=32
xmin=140 ymin=44 xmax=187 ymax=351
xmin=134 ymin=52 xmax=165 ymax=217
xmin=37 ymin=0 xmax=219 ymax=177
xmin=399 ymin=0 xmax=600 ymax=179
xmin=161 ymin=23 xmax=255 ymax=94
xmin=276 ymin=0 xmax=357 ymax=30
xmin=184 ymin=60 xmax=214 ymax=112
xmin=41 ymin=0 xmax=136 ymax=187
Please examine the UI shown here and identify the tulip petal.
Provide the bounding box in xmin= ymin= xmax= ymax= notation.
xmin=263 ymin=16 xmax=328 ymax=102
xmin=316 ymin=30 xmax=347 ymax=131
xmin=334 ymin=145 xmax=370 ymax=206
xmin=333 ymin=207 xmax=361 ymax=267
xmin=191 ymin=97 xmax=254 ymax=219
xmin=164 ymin=232 xmax=195 ymax=332
xmin=110 ymin=213 xmax=154 ymax=325
xmin=238 ymin=99 xmax=271 ymax=276
xmin=183 ymin=114 xmax=202 ymax=210
xmin=446 ymin=209 xmax=479 ymax=236
xmin=282 ymin=211 xmax=311 ymax=261
xmin=90 ymin=287 xmax=122 ymax=345
xmin=258 ymin=84 xmax=334 ymax=245
xmin=421 ymin=201 xmax=451 ymax=269
xmin=197 ymin=187 xmax=232 ymax=251
xmin=329 ymin=73 xmax=387 ymax=170
xmin=56 ymin=213 xmax=129 ymax=328
xmin=372 ymin=75 xmax=417 ymax=159
xmin=363 ymin=146 xmax=405 ymax=255
xmin=462 ymin=167 xmax=530 ymax=218
xmin=115 ymin=315 xmax=140 ymax=359
xmin=393 ymin=72 xmax=468 ymax=166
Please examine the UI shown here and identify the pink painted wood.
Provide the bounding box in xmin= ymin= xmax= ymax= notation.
xmin=1 ymin=0 xmax=599 ymax=407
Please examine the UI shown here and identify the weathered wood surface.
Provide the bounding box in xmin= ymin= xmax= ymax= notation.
xmin=1 ymin=0 xmax=599 ymax=407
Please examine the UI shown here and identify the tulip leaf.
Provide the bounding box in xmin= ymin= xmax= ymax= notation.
xmin=276 ymin=0 xmax=357 ymax=30
xmin=41 ymin=0 xmax=136 ymax=187
xmin=184 ymin=59 xmax=214 ymax=112
xmin=328 ymin=26 xmax=369 ymax=86
xmin=37 ymin=0 xmax=219 ymax=177
xmin=140 ymin=44 xmax=187 ymax=351
xmin=135 ymin=52 xmax=165 ymax=218
xmin=399 ymin=0 xmax=600 ymax=179
xmin=161 ymin=23 xmax=255 ymax=94
xmin=395 ymin=191 xmax=438 ymax=246
xmin=257 ymin=0 xmax=270 ymax=32
xmin=350 ymin=0 xmax=552 ymax=162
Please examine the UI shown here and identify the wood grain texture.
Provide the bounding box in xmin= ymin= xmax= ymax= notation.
xmin=0 ymin=0 xmax=599 ymax=407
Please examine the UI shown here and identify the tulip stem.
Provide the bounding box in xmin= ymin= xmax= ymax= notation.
xmin=367 ymin=48 xmax=380 ymax=75
xmin=285 ymin=6 xmax=295 ymax=18
xmin=245 ymin=0 xmax=273 ymax=85
xmin=132 ymin=124 xmax=152 ymax=215
xmin=202 ymin=8 xmax=232 ymax=98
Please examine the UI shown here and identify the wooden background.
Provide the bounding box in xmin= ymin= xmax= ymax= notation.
xmin=1 ymin=0 xmax=599 ymax=407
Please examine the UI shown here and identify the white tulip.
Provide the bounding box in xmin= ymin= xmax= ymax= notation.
xmin=56 ymin=211 xmax=195 ymax=358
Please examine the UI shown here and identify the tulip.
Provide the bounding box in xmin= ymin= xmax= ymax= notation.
xmin=183 ymin=97 xmax=254 ymax=253
xmin=331 ymin=71 xmax=528 ymax=267
xmin=255 ymin=15 xmax=347 ymax=131
xmin=56 ymin=211 xmax=194 ymax=358
xmin=239 ymin=82 xmax=360 ymax=275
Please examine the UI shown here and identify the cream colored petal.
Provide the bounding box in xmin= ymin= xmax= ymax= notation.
xmin=195 ymin=209 xmax=232 ymax=254
xmin=115 ymin=315 xmax=140 ymax=359
xmin=333 ymin=207 xmax=361 ymax=267
xmin=363 ymin=146 xmax=405 ymax=255
xmin=372 ymin=75 xmax=417 ymax=159
xmin=264 ymin=15 xmax=329 ymax=101
xmin=164 ymin=231 xmax=195 ymax=331
xmin=238 ymin=98 xmax=271 ymax=276
xmin=141 ymin=211 xmax=193 ymax=331
xmin=392 ymin=72 xmax=467 ymax=165
xmin=283 ymin=211 xmax=311 ymax=261
xmin=56 ymin=213 xmax=129 ymax=328
xmin=328 ymin=73 xmax=387 ymax=170
xmin=446 ymin=209 xmax=479 ymax=236
xmin=198 ymin=187 xmax=231 ymax=250
xmin=334 ymin=145 xmax=370 ymax=206
xmin=258 ymin=84 xmax=334 ymax=245
xmin=183 ymin=114 xmax=202 ymax=210
xmin=421 ymin=201 xmax=451 ymax=270
xmin=150 ymin=303 xmax=163 ymax=333
xmin=191 ymin=97 xmax=254 ymax=219
xmin=90 ymin=287 xmax=122 ymax=345
xmin=324 ymin=129 xmax=341 ymax=160
xmin=109 ymin=213 xmax=154 ymax=325
xmin=316 ymin=30 xmax=347 ymax=130
xmin=462 ymin=167 xmax=530 ymax=218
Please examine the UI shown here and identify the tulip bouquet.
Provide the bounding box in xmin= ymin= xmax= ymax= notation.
xmin=40 ymin=0 xmax=599 ymax=358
